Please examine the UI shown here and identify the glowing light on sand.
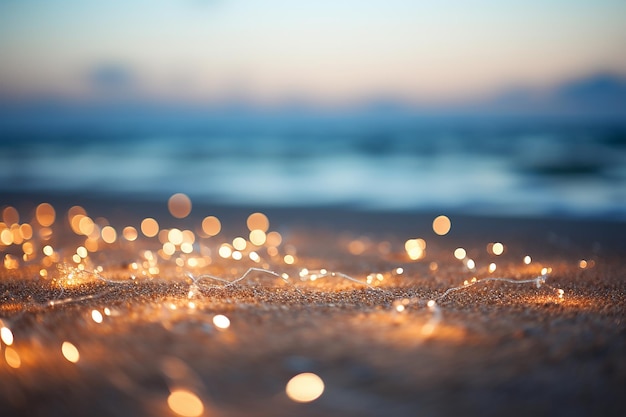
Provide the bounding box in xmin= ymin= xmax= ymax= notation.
xmin=76 ymin=246 xmax=88 ymax=258
xmin=247 ymin=212 xmax=269 ymax=232
xmin=286 ymin=373 xmax=325 ymax=403
xmin=524 ymin=255 xmax=532 ymax=265
xmin=249 ymin=229 xmax=267 ymax=246
xmin=432 ymin=215 xmax=451 ymax=236
xmin=202 ymin=216 xmax=221 ymax=236
xmin=101 ymin=226 xmax=117 ymax=244
xmin=213 ymin=314 xmax=230 ymax=329
xmin=454 ymin=248 xmax=466 ymax=260
xmin=91 ymin=310 xmax=103 ymax=323
xmin=168 ymin=193 xmax=192 ymax=219
xmin=123 ymin=226 xmax=138 ymax=242
xmin=61 ymin=341 xmax=80 ymax=363
xmin=167 ymin=389 xmax=204 ymax=417
xmin=492 ymin=242 xmax=504 ymax=255
xmin=557 ymin=289 xmax=564 ymax=299
xmin=36 ymin=203 xmax=56 ymax=226
xmin=1 ymin=327 xmax=14 ymax=345
xmin=168 ymin=229 xmax=184 ymax=246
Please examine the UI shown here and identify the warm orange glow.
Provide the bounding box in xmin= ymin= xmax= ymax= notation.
xmin=454 ymin=248 xmax=466 ymax=260
xmin=247 ymin=212 xmax=269 ymax=232
xmin=36 ymin=203 xmax=56 ymax=226
xmin=218 ymin=244 xmax=232 ymax=258
xmin=432 ymin=215 xmax=451 ymax=235
xmin=1 ymin=327 xmax=14 ymax=345
xmin=233 ymin=237 xmax=247 ymax=251
xmin=168 ymin=229 xmax=184 ymax=246
xmin=20 ymin=223 xmax=33 ymax=240
xmin=405 ymin=238 xmax=426 ymax=260
xmin=140 ymin=218 xmax=159 ymax=237
xmin=91 ymin=310 xmax=103 ymax=323
xmin=168 ymin=193 xmax=192 ymax=219
xmin=202 ymin=216 xmax=221 ymax=237
xmin=167 ymin=389 xmax=204 ymax=417
xmin=249 ymin=229 xmax=267 ymax=246
xmin=284 ymin=254 xmax=295 ymax=264
xmin=492 ymin=242 xmax=504 ymax=256
xmin=78 ymin=216 xmax=95 ymax=236
xmin=4 ymin=347 xmax=20 ymax=369
xmin=61 ymin=341 xmax=80 ymax=363
xmin=0 ymin=229 xmax=12 ymax=245
xmin=285 ymin=373 xmax=325 ymax=403
xmin=579 ymin=260 xmax=588 ymax=269
xmin=101 ymin=226 xmax=117 ymax=244
xmin=213 ymin=314 xmax=230 ymax=329
xmin=266 ymin=231 xmax=282 ymax=246
xmin=2 ymin=206 xmax=19 ymax=225
xmin=123 ymin=226 xmax=138 ymax=242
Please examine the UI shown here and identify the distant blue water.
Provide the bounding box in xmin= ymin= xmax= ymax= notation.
xmin=1 ymin=114 xmax=625 ymax=219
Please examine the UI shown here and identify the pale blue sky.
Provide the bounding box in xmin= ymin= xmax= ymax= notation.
xmin=1 ymin=0 xmax=625 ymax=106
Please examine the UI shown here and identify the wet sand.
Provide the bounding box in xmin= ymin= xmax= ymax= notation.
xmin=1 ymin=193 xmax=625 ymax=416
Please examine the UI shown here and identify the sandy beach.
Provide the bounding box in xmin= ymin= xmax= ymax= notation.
xmin=1 ymin=193 xmax=624 ymax=417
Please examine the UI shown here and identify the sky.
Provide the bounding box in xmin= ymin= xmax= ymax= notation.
xmin=1 ymin=0 xmax=625 ymax=107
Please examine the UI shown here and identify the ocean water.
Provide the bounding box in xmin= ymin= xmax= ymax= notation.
xmin=1 ymin=114 xmax=625 ymax=219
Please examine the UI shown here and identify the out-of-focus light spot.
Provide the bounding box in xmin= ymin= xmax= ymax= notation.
xmin=492 ymin=242 xmax=504 ymax=255
xmin=168 ymin=229 xmax=184 ymax=246
xmin=266 ymin=231 xmax=282 ymax=246
xmin=122 ymin=226 xmax=138 ymax=242
xmin=579 ymin=260 xmax=588 ymax=269
xmin=432 ymin=215 xmax=451 ymax=236
xmin=284 ymin=254 xmax=295 ymax=264
xmin=488 ymin=263 xmax=497 ymax=273
xmin=285 ymin=373 xmax=325 ymax=403
xmin=202 ymin=216 xmax=221 ymax=236
xmin=4 ymin=346 xmax=20 ymax=368
xmin=395 ymin=267 xmax=404 ymax=275
xmin=2 ymin=206 xmax=19 ymax=225
xmin=104 ymin=307 xmax=111 ymax=316
xmin=0 ymin=229 xmax=13 ymax=245
xmin=78 ymin=216 xmax=95 ymax=236
xmin=541 ymin=267 xmax=549 ymax=275
xmin=43 ymin=245 xmax=54 ymax=256
xmin=36 ymin=203 xmax=56 ymax=226
xmin=182 ymin=230 xmax=195 ymax=245
xmin=232 ymin=237 xmax=247 ymax=251
xmin=218 ymin=245 xmax=232 ymax=259
xmin=181 ymin=242 xmax=193 ymax=254
xmin=76 ymin=246 xmax=88 ymax=258
xmin=429 ymin=262 xmax=438 ymax=271
xmin=163 ymin=242 xmax=176 ymax=256
xmin=167 ymin=389 xmax=204 ymax=417
xmin=348 ymin=239 xmax=366 ymax=255
xmin=61 ymin=341 xmax=80 ymax=363
xmin=405 ymin=238 xmax=426 ymax=260
xmin=72 ymin=254 xmax=81 ymax=263
xmin=524 ymin=255 xmax=532 ymax=265
xmin=168 ymin=193 xmax=192 ymax=219
xmin=466 ymin=259 xmax=476 ymax=269
xmin=213 ymin=314 xmax=230 ymax=329
xmin=249 ymin=229 xmax=266 ymax=246
xmin=249 ymin=251 xmax=260 ymax=262
xmin=1 ymin=327 xmax=14 ymax=345
xmin=101 ymin=226 xmax=117 ymax=244
xmin=20 ymin=224 xmax=33 ymax=240
xmin=557 ymin=288 xmax=564 ymax=299
xmin=247 ymin=212 xmax=269 ymax=232
xmin=232 ymin=251 xmax=243 ymax=261
xmin=454 ymin=248 xmax=466 ymax=260
xmin=91 ymin=310 xmax=103 ymax=323
xmin=140 ymin=217 xmax=159 ymax=237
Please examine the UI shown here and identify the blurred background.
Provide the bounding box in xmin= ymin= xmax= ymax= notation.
xmin=1 ymin=0 xmax=625 ymax=218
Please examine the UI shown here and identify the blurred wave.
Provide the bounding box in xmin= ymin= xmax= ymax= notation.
xmin=1 ymin=113 xmax=625 ymax=219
